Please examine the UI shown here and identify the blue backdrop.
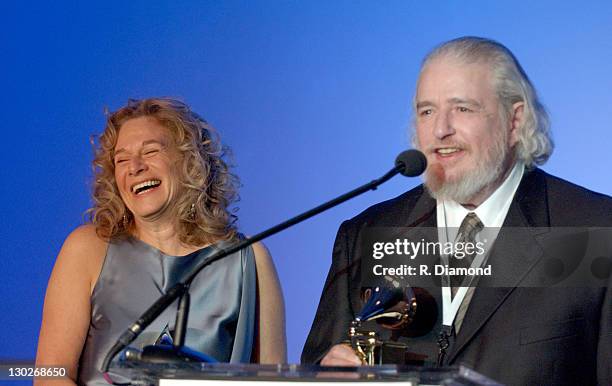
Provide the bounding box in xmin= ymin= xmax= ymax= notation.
xmin=1 ymin=1 xmax=611 ymax=365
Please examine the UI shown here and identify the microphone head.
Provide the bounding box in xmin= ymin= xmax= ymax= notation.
xmin=395 ymin=149 xmax=427 ymax=177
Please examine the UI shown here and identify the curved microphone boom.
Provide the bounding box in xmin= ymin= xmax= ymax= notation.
xmin=101 ymin=149 xmax=427 ymax=377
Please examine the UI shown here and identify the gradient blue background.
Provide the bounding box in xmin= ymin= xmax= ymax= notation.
xmin=2 ymin=1 xmax=611 ymax=367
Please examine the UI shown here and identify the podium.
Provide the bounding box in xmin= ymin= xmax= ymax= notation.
xmin=110 ymin=362 xmax=503 ymax=385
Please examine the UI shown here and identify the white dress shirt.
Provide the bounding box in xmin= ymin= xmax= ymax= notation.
xmin=435 ymin=162 xmax=524 ymax=331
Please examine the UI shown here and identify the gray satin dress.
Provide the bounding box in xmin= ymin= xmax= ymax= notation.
xmin=77 ymin=236 xmax=256 ymax=385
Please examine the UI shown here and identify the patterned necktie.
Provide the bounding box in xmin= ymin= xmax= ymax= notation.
xmin=450 ymin=212 xmax=484 ymax=297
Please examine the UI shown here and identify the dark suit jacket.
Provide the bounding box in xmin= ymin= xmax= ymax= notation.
xmin=302 ymin=168 xmax=612 ymax=385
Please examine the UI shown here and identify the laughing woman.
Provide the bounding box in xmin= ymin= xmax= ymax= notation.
xmin=35 ymin=98 xmax=286 ymax=385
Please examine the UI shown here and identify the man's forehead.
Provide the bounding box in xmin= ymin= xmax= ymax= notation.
xmin=415 ymin=59 xmax=495 ymax=101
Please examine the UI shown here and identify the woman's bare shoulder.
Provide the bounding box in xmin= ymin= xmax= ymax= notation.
xmin=64 ymin=224 xmax=107 ymax=250
xmin=36 ymin=224 xmax=109 ymax=377
xmin=251 ymin=241 xmax=272 ymax=262
xmin=58 ymin=224 xmax=108 ymax=290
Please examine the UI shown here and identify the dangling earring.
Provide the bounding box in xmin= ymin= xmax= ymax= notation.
xmin=188 ymin=203 xmax=196 ymax=220
xmin=122 ymin=212 xmax=130 ymax=229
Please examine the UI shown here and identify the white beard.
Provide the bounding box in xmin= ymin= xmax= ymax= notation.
xmin=417 ymin=130 xmax=511 ymax=204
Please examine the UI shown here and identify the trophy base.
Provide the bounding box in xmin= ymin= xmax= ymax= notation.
xmin=343 ymin=339 xmax=430 ymax=366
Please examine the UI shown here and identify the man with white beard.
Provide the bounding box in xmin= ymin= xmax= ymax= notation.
xmin=302 ymin=37 xmax=612 ymax=386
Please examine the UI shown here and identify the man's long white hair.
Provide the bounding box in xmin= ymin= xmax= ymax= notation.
xmin=413 ymin=36 xmax=554 ymax=169
xmin=412 ymin=36 xmax=554 ymax=201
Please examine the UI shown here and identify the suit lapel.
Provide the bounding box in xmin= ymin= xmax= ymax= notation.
xmin=393 ymin=186 xmax=436 ymax=228
xmin=448 ymin=168 xmax=551 ymax=363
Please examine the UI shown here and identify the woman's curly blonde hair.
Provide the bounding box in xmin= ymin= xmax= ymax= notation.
xmin=87 ymin=98 xmax=239 ymax=246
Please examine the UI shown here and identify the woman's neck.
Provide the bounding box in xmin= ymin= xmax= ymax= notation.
xmin=132 ymin=219 xmax=198 ymax=256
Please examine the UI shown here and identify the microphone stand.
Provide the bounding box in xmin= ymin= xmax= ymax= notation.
xmin=130 ymin=286 xmax=219 ymax=364
xmin=101 ymin=150 xmax=426 ymax=375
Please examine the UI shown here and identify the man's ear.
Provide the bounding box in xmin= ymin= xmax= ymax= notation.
xmin=509 ymin=101 xmax=524 ymax=146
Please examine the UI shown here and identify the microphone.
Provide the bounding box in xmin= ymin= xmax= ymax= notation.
xmin=101 ymin=150 xmax=427 ymax=375
xmin=395 ymin=149 xmax=427 ymax=177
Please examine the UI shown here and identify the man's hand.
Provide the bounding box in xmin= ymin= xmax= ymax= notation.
xmin=320 ymin=344 xmax=362 ymax=366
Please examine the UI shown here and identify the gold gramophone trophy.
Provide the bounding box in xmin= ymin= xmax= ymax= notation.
xmin=348 ymin=277 xmax=417 ymax=365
